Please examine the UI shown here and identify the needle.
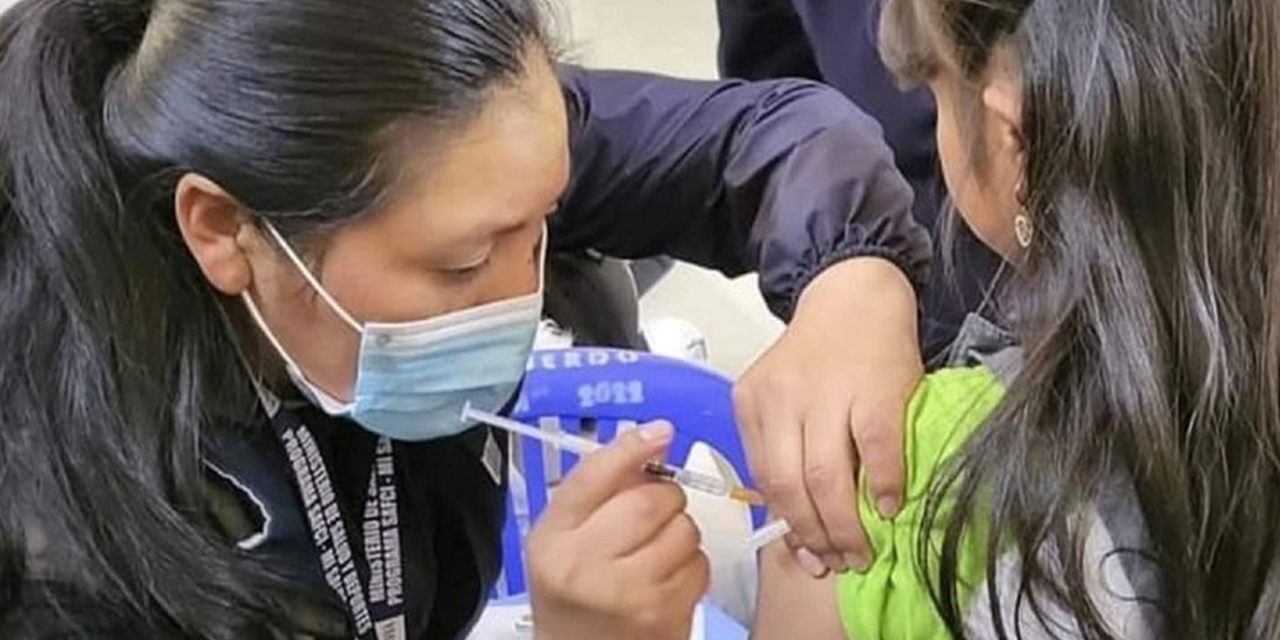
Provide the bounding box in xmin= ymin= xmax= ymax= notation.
xmin=748 ymin=519 xmax=793 ymax=550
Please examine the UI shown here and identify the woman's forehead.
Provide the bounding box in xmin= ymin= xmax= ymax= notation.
xmin=358 ymin=58 xmax=570 ymax=253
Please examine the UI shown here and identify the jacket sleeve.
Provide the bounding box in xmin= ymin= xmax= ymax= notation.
xmin=715 ymin=0 xmax=821 ymax=82
xmin=553 ymin=66 xmax=931 ymax=321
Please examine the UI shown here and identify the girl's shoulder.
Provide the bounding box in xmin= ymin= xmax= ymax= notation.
xmin=835 ymin=361 xmax=1163 ymax=640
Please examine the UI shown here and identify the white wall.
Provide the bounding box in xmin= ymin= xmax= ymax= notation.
xmin=557 ymin=0 xmax=719 ymax=79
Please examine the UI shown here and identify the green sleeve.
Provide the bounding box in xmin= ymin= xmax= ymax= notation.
xmin=835 ymin=367 xmax=1005 ymax=640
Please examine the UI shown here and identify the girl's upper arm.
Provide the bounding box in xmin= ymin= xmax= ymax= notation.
xmin=752 ymin=542 xmax=848 ymax=640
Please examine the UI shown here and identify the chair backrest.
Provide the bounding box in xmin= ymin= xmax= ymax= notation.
xmin=494 ymin=347 xmax=758 ymax=597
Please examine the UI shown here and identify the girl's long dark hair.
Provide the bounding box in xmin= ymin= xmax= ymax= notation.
xmin=881 ymin=0 xmax=1280 ymax=638
xmin=0 ymin=0 xmax=548 ymax=637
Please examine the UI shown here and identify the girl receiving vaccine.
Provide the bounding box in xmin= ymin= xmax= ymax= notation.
xmin=754 ymin=0 xmax=1280 ymax=638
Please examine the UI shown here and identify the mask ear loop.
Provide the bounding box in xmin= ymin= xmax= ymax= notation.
xmin=242 ymin=220 xmax=362 ymax=414
xmin=260 ymin=222 xmax=364 ymax=334
xmin=240 ymin=293 xmax=305 ymax=384
xmin=240 ymin=291 xmax=355 ymax=415
xmin=213 ymin=295 xmax=283 ymax=418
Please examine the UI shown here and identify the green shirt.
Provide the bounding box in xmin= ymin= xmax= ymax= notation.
xmin=836 ymin=366 xmax=1003 ymax=640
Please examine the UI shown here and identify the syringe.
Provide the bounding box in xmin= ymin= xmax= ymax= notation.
xmin=462 ymin=403 xmax=765 ymax=506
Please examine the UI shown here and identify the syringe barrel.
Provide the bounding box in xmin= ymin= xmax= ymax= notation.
xmin=671 ymin=468 xmax=730 ymax=496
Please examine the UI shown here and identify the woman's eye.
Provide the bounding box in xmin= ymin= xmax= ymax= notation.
xmin=445 ymin=256 xmax=491 ymax=280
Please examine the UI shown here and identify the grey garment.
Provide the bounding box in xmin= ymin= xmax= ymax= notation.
xmin=630 ymin=255 xmax=676 ymax=296
xmin=945 ymin=312 xmax=1021 ymax=382
xmin=963 ymin=482 xmax=1164 ymax=640
xmin=946 ymin=314 xmax=1164 ymax=639
xmin=543 ymin=251 xmax=647 ymax=350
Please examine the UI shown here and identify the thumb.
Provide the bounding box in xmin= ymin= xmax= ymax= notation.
xmin=852 ymin=403 xmax=907 ymax=519
xmin=537 ymin=421 xmax=675 ymax=531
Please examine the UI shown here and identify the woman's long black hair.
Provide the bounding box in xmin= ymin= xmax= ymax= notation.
xmin=881 ymin=0 xmax=1280 ymax=637
xmin=0 ymin=0 xmax=549 ymax=637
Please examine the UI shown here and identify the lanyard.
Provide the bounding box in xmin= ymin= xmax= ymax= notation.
xmin=271 ymin=406 xmax=408 ymax=640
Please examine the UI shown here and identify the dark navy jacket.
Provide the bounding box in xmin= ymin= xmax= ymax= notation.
xmin=716 ymin=0 xmax=1005 ymax=359
xmin=552 ymin=66 xmax=929 ymax=320
xmin=7 ymin=68 xmax=929 ymax=640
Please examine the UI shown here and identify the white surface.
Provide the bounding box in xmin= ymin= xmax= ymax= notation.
xmin=470 ymin=603 xmax=706 ymax=640
xmin=681 ymin=443 xmax=758 ymax=626
xmin=642 ymin=267 xmax=783 ymax=380
xmin=554 ymin=0 xmax=719 ymax=80
xmin=643 ymin=316 xmax=711 ymax=362
xmin=467 ymin=603 xmax=531 ymax=640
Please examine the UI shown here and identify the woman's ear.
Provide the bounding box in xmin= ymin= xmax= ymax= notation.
xmin=174 ymin=173 xmax=255 ymax=296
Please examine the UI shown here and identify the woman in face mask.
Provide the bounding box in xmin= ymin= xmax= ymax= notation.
xmin=0 ymin=0 xmax=929 ymax=638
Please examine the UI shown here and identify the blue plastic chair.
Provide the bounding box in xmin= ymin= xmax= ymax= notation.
xmin=494 ymin=347 xmax=760 ymax=597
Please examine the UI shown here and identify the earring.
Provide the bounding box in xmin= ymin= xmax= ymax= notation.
xmin=1014 ymin=214 xmax=1034 ymax=249
xmin=1013 ymin=172 xmax=1035 ymax=250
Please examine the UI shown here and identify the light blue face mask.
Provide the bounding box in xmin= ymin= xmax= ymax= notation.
xmin=242 ymin=222 xmax=546 ymax=441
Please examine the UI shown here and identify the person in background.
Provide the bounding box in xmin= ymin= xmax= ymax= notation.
xmin=753 ymin=0 xmax=1280 ymax=638
xmin=0 ymin=0 xmax=929 ymax=638
xmin=717 ymin=0 xmax=1005 ymax=579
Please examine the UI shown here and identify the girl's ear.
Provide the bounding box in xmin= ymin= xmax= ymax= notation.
xmin=978 ymin=53 xmax=1032 ymax=261
xmin=982 ymin=43 xmax=1025 ymax=167
xmin=982 ymin=74 xmax=1023 ymax=160
xmin=174 ymin=173 xmax=256 ymax=296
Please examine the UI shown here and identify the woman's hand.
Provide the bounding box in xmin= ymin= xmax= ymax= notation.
xmin=734 ymin=257 xmax=922 ymax=574
xmin=528 ymin=423 xmax=711 ymax=640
